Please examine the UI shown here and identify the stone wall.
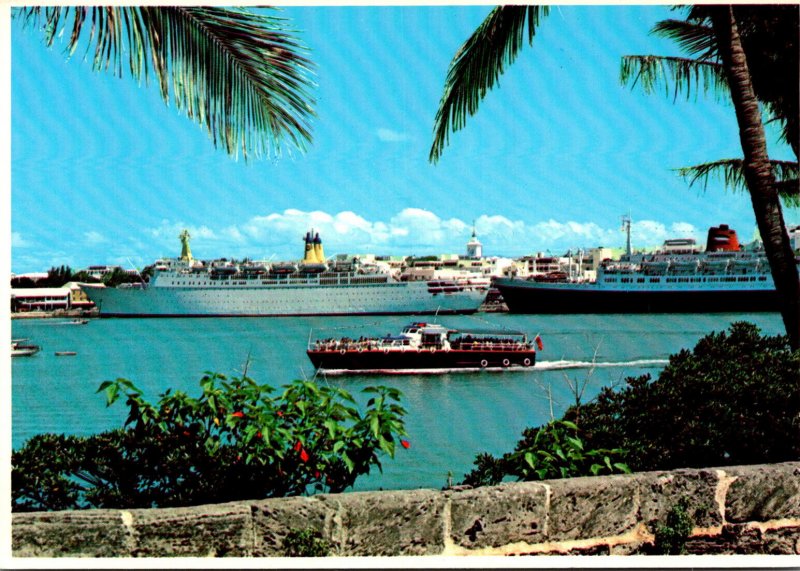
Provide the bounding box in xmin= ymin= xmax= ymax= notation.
xmin=12 ymin=462 xmax=800 ymax=557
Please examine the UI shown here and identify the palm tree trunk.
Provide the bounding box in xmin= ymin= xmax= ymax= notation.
xmin=710 ymin=5 xmax=800 ymax=349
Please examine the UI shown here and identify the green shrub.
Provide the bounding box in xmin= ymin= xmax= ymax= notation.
xmin=12 ymin=375 xmax=408 ymax=511
xmin=572 ymin=322 xmax=800 ymax=472
xmin=461 ymin=420 xmax=630 ymax=487
xmin=653 ymin=497 xmax=694 ymax=555
xmin=283 ymin=528 xmax=331 ymax=557
xmin=461 ymin=321 xmax=798 ymax=487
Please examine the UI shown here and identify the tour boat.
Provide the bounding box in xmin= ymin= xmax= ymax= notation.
xmin=307 ymin=322 xmax=541 ymax=374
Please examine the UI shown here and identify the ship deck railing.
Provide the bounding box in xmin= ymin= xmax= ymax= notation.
xmin=450 ymin=342 xmax=533 ymax=351
xmin=309 ymin=339 xmax=413 ymax=352
xmin=308 ymin=339 xmax=533 ymax=352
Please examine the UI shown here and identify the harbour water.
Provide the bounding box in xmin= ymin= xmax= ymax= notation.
xmin=12 ymin=312 xmax=784 ymax=491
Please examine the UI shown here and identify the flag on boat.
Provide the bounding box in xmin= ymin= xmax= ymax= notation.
xmin=535 ymin=335 xmax=544 ymax=351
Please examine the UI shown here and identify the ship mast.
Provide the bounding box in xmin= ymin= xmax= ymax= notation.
xmin=621 ymin=215 xmax=632 ymax=258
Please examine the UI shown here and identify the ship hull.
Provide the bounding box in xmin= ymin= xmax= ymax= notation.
xmin=85 ymin=282 xmax=486 ymax=317
xmin=307 ymin=348 xmax=536 ymax=372
xmin=494 ymin=279 xmax=781 ymax=314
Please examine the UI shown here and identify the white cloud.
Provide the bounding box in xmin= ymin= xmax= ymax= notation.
xmin=144 ymin=209 xmax=702 ymax=261
xmin=12 ymin=232 xmax=29 ymax=248
xmin=83 ymin=231 xmax=107 ymax=245
xmin=376 ymin=128 xmax=410 ymax=143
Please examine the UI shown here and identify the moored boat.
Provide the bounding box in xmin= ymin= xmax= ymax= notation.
xmin=307 ymin=322 xmax=540 ymax=374
xmin=12 ymin=339 xmax=41 ymax=357
xmin=83 ymin=230 xmax=488 ymax=317
xmin=494 ymin=224 xmax=796 ymax=314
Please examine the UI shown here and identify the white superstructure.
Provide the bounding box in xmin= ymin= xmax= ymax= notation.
xmin=83 ymin=231 xmax=488 ymax=317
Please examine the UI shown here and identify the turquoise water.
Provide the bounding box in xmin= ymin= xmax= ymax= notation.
xmin=11 ymin=312 xmax=785 ymax=491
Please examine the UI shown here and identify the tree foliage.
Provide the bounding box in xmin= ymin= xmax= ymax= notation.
xmin=461 ymin=322 xmax=799 ymax=487
xmin=15 ymin=6 xmax=316 ymax=160
xmin=674 ymin=159 xmax=799 ymax=206
xmin=624 ymin=5 xmax=798 ymax=158
xmin=12 ymin=375 xmax=408 ymax=512
xmin=101 ymin=267 xmax=144 ymax=287
xmin=461 ymin=420 xmax=630 ymax=488
xmin=621 ymin=5 xmax=799 ymax=203
xmin=429 ymin=5 xmax=549 ymax=163
xmin=570 ymin=322 xmax=800 ymax=472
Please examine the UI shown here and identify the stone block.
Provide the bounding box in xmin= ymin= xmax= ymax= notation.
xmin=684 ymin=524 xmax=800 ymax=555
xmin=334 ymin=489 xmax=446 ymax=556
xmin=725 ymin=462 xmax=800 ymax=523
xmin=449 ymin=482 xmax=547 ymax=549
xmin=251 ymin=495 xmax=335 ymax=556
xmin=12 ymin=510 xmax=130 ymax=557
xmin=129 ymin=502 xmax=253 ymax=557
xmin=547 ymin=473 xmax=639 ymax=541
xmin=609 ymin=541 xmax=648 ymax=555
xmin=637 ymin=468 xmax=722 ymax=531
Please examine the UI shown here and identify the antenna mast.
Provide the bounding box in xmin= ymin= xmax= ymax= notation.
xmin=621 ymin=215 xmax=632 ymax=257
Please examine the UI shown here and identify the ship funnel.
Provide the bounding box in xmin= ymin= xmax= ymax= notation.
xmin=705 ymin=224 xmax=740 ymax=252
xmin=179 ymin=229 xmax=193 ymax=263
xmin=313 ymin=232 xmax=325 ymax=263
xmin=303 ymin=230 xmax=316 ymax=263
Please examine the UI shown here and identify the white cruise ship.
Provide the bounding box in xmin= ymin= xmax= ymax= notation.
xmin=83 ymin=230 xmax=488 ymax=317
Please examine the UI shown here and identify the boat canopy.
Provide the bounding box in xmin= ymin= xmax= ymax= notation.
xmin=453 ymin=328 xmax=527 ymax=337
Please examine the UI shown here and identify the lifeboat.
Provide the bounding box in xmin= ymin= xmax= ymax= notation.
xmin=210 ymin=266 xmax=237 ymax=276
xmin=298 ymin=263 xmax=328 ymax=274
xmin=532 ymin=271 xmax=569 ymax=283
xmin=269 ymin=263 xmax=298 ymax=275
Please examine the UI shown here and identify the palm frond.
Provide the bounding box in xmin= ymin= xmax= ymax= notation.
xmin=676 ymin=159 xmax=800 ymax=206
xmin=429 ymin=5 xmax=549 ymax=164
xmin=620 ymin=55 xmax=728 ymax=103
xmin=652 ymin=19 xmax=717 ymax=60
xmin=15 ymin=6 xmax=315 ymax=161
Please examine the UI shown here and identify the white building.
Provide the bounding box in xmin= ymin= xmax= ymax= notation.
xmin=11 ymin=287 xmax=72 ymax=312
xmin=465 ymin=226 xmax=482 ymax=259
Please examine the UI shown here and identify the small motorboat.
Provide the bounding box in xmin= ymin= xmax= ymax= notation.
xmin=12 ymin=339 xmax=41 ymax=357
xmin=55 ymin=351 xmax=78 ymax=356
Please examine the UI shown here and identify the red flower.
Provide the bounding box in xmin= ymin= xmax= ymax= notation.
xmin=300 ymin=448 xmax=310 ymax=463
xmin=294 ymin=441 xmax=303 ymax=452
xmin=256 ymin=431 xmax=262 ymax=439
xmin=314 ymin=471 xmax=321 ymax=478
xmin=232 ymin=411 xmax=244 ymax=418
xmin=277 ymin=411 xmax=284 ymax=417
xmin=401 ymin=439 xmax=411 ymax=449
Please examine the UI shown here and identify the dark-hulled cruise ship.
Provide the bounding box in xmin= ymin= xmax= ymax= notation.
xmin=493 ymin=224 xmax=798 ymax=314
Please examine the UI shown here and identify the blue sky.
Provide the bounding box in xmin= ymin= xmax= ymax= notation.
xmin=9 ymin=5 xmax=798 ymax=273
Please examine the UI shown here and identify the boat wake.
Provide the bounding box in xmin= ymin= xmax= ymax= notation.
xmin=534 ymin=358 xmax=669 ymax=371
xmin=320 ymin=367 xmax=519 ymax=376
xmin=318 ymin=359 xmax=669 ymax=376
